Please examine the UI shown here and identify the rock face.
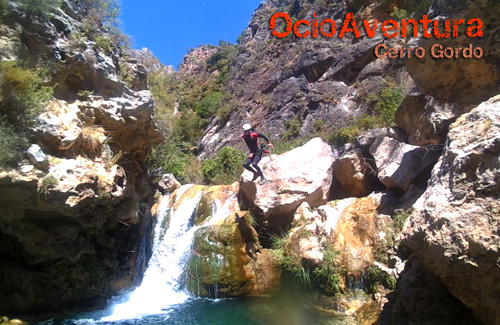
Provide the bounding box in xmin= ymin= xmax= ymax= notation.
xmin=0 ymin=0 xmax=162 ymax=317
xmin=404 ymin=95 xmax=500 ymax=324
xmin=240 ymin=138 xmax=335 ymax=227
xmin=395 ymin=91 xmax=462 ymax=146
xmin=405 ymin=0 xmax=500 ymax=106
xmin=196 ymin=0 xmax=416 ymax=158
xmin=369 ymin=137 xmax=442 ymax=192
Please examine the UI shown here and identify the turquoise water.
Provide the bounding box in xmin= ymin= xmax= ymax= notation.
xmin=37 ymin=296 xmax=353 ymax=325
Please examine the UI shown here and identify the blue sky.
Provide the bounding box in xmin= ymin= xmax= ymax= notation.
xmin=120 ymin=0 xmax=263 ymax=69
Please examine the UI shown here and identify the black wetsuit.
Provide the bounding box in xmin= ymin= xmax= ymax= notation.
xmin=242 ymin=131 xmax=270 ymax=179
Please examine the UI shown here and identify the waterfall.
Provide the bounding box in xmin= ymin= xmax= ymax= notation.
xmin=98 ymin=184 xmax=234 ymax=322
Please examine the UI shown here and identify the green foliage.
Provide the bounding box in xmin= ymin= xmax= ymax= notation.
xmin=392 ymin=209 xmax=411 ymax=232
xmin=0 ymin=61 xmax=52 ymax=168
xmin=374 ymin=85 xmax=404 ymax=125
xmin=0 ymin=119 xmax=27 ymax=168
xmin=196 ymin=92 xmax=221 ymax=119
xmin=201 ymin=146 xmax=246 ymax=185
xmin=363 ymin=266 xmax=396 ymax=294
xmin=118 ymin=61 xmax=134 ymax=87
xmin=282 ymin=117 xmax=302 ymax=140
xmin=0 ymin=61 xmax=53 ymax=127
xmin=77 ymin=90 xmax=93 ymax=100
xmin=271 ymin=232 xmax=312 ymax=287
xmin=39 ymin=174 xmax=58 ymax=195
xmin=148 ymin=142 xmax=203 ymax=184
xmin=174 ymin=110 xmax=205 ymax=145
xmin=0 ymin=0 xmax=8 ymax=21
xmin=18 ymin=0 xmax=61 ymax=15
xmin=390 ymin=7 xmax=408 ymax=20
xmin=312 ymin=119 xmax=326 ymax=133
xmin=80 ymin=0 xmax=129 ymax=48
xmin=313 ymin=244 xmax=341 ymax=293
xmin=94 ymin=35 xmax=113 ymax=54
xmin=401 ymin=0 xmax=432 ymax=18
xmin=272 ymin=136 xmax=311 ymax=155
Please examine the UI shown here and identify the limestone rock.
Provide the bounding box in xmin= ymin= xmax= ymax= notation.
xmin=240 ymin=138 xmax=335 ymax=227
xmin=157 ymin=173 xmax=181 ymax=194
xmin=369 ymin=137 xmax=442 ymax=192
xmin=405 ymin=0 xmax=500 ymax=106
xmin=26 ymin=144 xmax=49 ymax=170
xmin=185 ymin=212 xmax=280 ymax=298
xmin=404 ymin=95 xmax=500 ymax=324
xmin=378 ymin=256 xmax=478 ymax=324
xmin=395 ymin=91 xmax=462 ymax=146
xmin=331 ymin=149 xmax=378 ymax=198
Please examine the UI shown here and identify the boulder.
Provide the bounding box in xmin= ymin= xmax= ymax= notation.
xmin=240 ymin=137 xmax=335 ymax=227
xmin=404 ymin=95 xmax=500 ymax=324
xmin=26 ymin=144 xmax=49 ymax=170
xmin=157 ymin=173 xmax=181 ymax=194
xmin=369 ymin=137 xmax=442 ymax=192
xmin=331 ymin=149 xmax=378 ymax=198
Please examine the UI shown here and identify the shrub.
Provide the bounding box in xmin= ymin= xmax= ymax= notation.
xmin=282 ymin=117 xmax=302 ymax=140
xmin=173 ymin=110 xmax=204 ymax=146
xmin=272 ymin=136 xmax=311 ymax=155
xmin=195 ymin=91 xmax=221 ymax=119
xmin=313 ymin=244 xmax=342 ymax=293
xmin=18 ymin=0 xmax=61 ymax=16
xmin=0 ymin=61 xmax=53 ymax=127
xmin=148 ymin=142 xmax=203 ymax=184
xmin=374 ymin=85 xmax=403 ymax=125
xmin=201 ymin=146 xmax=246 ymax=185
xmin=390 ymin=7 xmax=408 ymax=20
xmin=39 ymin=174 xmax=58 ymax=196
xmin=0 ymin=119 xmax=27 ymax=168
xmin=94 ymin=35 xmax=113 ymax=54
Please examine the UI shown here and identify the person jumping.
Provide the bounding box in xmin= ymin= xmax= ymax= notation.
xmin=241 ymin=123 xmax=273 ymax=184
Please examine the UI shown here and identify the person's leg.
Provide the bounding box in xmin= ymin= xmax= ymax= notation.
xmin=251 ymin=154 xmax=264 ymax=180
xmin=243 ymin=157 xmax=258 ymax=179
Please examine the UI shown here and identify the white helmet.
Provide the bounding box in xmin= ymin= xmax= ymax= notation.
xmin=242 ymin=123 xmax=252 ymax=131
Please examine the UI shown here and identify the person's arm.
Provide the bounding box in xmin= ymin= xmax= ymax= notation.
xmin=257 ymin=133 xmax=273 ymax=148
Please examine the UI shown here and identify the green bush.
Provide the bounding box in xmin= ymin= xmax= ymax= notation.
xmin=0 ymin=119 xmax=28 ymax=168
xmin=201 ymin=146 xmax=246 ymax=185
xmin=272 ymin=136 xmax=311 ymax=155
xmin=195 ymin=91 xmax=221 ymax=119
xmin=18 ymin=0 xmax=61 ymax=15
xmin=148 ymin=142 xmax=203 ymax=184
xmin=374 ymin=86 xmax=403 ymax=125
xmin=0 ymin=61 xmax=52 ymax=127
xmin=39 ymin=174 xmax=59 ymax=196
xmin=174 ymin=110 xmax=204 ymax=145
xmin=94 ymin=35 xmax=113 ymax=54
xmin=282 ymin=117 xmax=302 ymax=140
xmin=313 ymin=244 xmax=341 ymax=293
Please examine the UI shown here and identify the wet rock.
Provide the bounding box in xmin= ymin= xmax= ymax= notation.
xmin=186 ymin=212 xmax=280 ymax=298
xmin=404 ymin=95 xmax=500 ymax=324
xmin=157 ymin=173 xmax=181 ymax=194
xmin=240 ymin=138 xmax=335 ymax=227
xmin=369 ymin=137 xmax=441 ymax=192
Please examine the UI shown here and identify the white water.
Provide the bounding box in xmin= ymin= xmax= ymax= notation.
xmin=99 ymin=184 xmax=234 ymax=322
